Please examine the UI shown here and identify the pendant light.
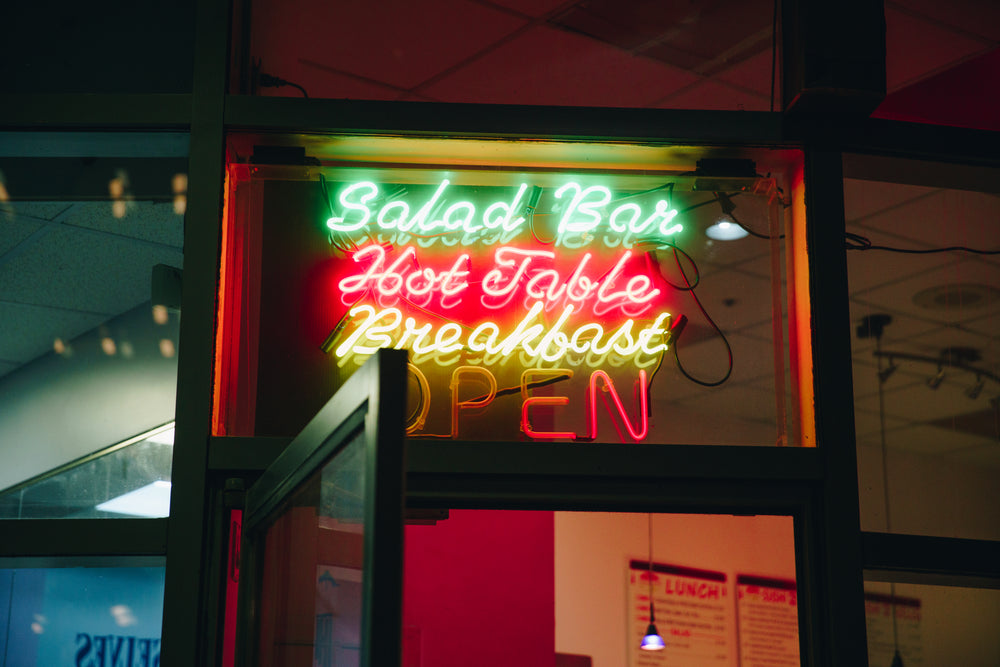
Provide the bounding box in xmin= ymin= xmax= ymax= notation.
xmin=640 ymin=514 xmax=665 ymax=651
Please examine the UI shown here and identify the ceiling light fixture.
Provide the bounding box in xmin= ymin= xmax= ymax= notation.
xmin=640 ymin=514 xmax=665 ymax=652
xmin=705 ymin=192 xmax=749 ymax=241
xmin=878 ymin=358 xmax=899 ymax=384
xmin=926 ymin=366 xmax=945 ymax=390
xmin=965 ymin=375 xmax=985 ymax=400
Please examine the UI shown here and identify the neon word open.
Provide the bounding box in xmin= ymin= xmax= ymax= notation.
xmin=408 ymin=364 xmax=649 ymax=442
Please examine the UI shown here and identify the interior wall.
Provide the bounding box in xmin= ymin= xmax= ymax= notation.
xmin=403 ymin=510 xmax=555 ymax=667
xmin=0 ymin=303 xmax=179 ymax=491
xmin=554 ymin=512 xmax=796 ymax=667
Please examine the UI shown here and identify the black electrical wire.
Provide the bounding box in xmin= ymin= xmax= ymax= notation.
xmin=665 ymin=245 xmax=734 ymax=387
xmin=258 ymin=72 xmax=309 ymax=98
xmin=845 ymin=231 xmax=1000 ymax=254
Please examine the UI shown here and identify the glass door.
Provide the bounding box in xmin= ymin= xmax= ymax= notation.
xmin=237 ymin=349 xmax=408 ymax=667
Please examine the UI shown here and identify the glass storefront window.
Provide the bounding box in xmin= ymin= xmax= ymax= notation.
xmin=864 ymin=580 xmax=1000 ymax=667
xmin=0 ymin=563 xmax=165 ymax=667
xmin=844 ymin=154 xmax=1000 ymax=541
xmin=0 ymin=424 xmax=174 ymax=519
xmin=0 ymin=132 xmax=186 ymax=507
xmin=401 ymin=510 xmax=799 ymax=667
xmin=217 ymin=134 xmax=809 ymax=447
xmin=235 ymin=0 xmax=780 ymax=112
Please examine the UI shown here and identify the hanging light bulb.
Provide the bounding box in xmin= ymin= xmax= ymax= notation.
xmin=640 ymin=608 xmax=666 ymax=651
xmin=965 ymin=375 xmax=985 ymax=400
xmin=640 ymin=514 xmax=665 ymax=651
xmin=878 ymin=358 xmax=899 ymax=384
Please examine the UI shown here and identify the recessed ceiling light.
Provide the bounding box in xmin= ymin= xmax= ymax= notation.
xmin=913 ymin=283 xmax=999 ymax=310
xmin=706 ymin=221 xmax=748 ymax=241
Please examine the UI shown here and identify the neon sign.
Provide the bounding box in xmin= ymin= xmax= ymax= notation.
xmin=326 ymin=180 xmax=681 ymax=242
xmin=321 ymin=177 xmax=687 ymax=443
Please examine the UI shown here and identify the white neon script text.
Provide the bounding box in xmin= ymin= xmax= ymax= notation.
xmin=337 ymin=244 xmax=660 ymax=315
xmin=334 ymin=302 xmax=672 ymax=363
xmin=326 ymin=180 xmax=681 ymax=239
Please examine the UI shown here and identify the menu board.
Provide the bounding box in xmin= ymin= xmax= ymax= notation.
xmin=864 ymin=592 xmax=922 ymax=666
xmin=627 ymin=560 xmax=729 ymax=666
xmin=736 ymin=575 xmax=800 ymax=667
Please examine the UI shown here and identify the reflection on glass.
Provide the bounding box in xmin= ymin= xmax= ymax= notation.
xmin=0 ymin=565 xmax=165 ymax=666
xmin=0 ymin=134 xmax=186 ymax=510
xmin=257 ymin=433 xmax=366 ymax=666
xmin=845 ymin=169 xmax=1000 ymax=541
xmin=240 ymin=1 xmax=778 ymax=111
xmin=864 ymin=581 xmax=1000 ymax=667
xmin=0 ymin=424 xmax=174 ymax=519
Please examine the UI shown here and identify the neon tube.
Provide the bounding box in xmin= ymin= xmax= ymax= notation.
xmin=587 ymin=369 xmax=648 ymax=441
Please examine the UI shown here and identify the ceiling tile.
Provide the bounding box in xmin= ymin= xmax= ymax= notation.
xmin=885 ymin=6 xmax=993 ymax=90
xmin=961 ymin=310 xmax=1000 ymax=338
xmin=670 ymin=332 xmax=777 ymax=392
xmin=0 ymin=216 xmax=43 ymax=256
xmin=880 ymin=379 xmax=993 ymax=423
xmin=853 ymin=406 xmax=911 ymax=446
xmin=890 ymin=0 xmax=1000 ymax=43
xmin=852 ymin=357 xmax=928 ymax=400
xmin=487 ymin=0 xmax=569 ymax=18
xmin=4 ymin=202 xmax=72 ymax=221
xmin=849 ymin=188 xmax=1000 ymax=249
xmin=881 ymin=422 xmax=996 ymax=455
xmin=713 ymin=49 xmax=774 ymax=99
xmin=656 ymin=80 xmax=768 ymax=111
xmin=842 ymin=177 xmax=939 ymax=222
xmin=57 ymin=201 xmax=184 ymax=249
xmin=669 ymin=266 xmax=773 ymax=338
xmin=252 ymin=0 xmax=528 ymax=92
xmin=0 ymin=301 xmax=105 ymax=364
xmin=0 ymin=226 xmax=183 ymax=314
xmin=422 ymin=24 xmax=700 ymax=106
xmin=948 ymin=442 xmax=1000 ymax=469
xmin=889 ymin=322 xmax=998 ymax=367
xmin=852 ymin=257 xmax=1000 ymax=327
xmin=846 ymin=234 xmax=953 ymax=296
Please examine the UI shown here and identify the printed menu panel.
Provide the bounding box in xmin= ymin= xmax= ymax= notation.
xmin=864 ymin=592 xmax=922 ymax=666
xmin=627 ymin=560 xmax=729 ymax=666
xmin=736 ymin=575 xmax=800 ymax=667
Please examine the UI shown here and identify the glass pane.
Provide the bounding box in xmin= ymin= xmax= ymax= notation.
xmin=0 ymin=563 xmax=165 ymax=666
xmin=0 ymin=132 xmax=186 ymax=503
xmin=864 ymin=581 xmax=1000 ymax=667
xmin=845 ymin=155 xmax=1000 ymax=541
xmin=256 ymin=432 xmax=365 ymax=666
xmin=872 ymin=7 xmax=998 ymax=131
xmin=236 ymin=0 xmax=779 ymax=111
xmin=1 ymin=1 xmax=195 ymax=93
xmin=402 ymin=510 xmax=800 ymax=667
xmin=0 ymin=424 xmax=174 ymax=519
xmin=219 ymin=134 xmax=809 ymax=448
